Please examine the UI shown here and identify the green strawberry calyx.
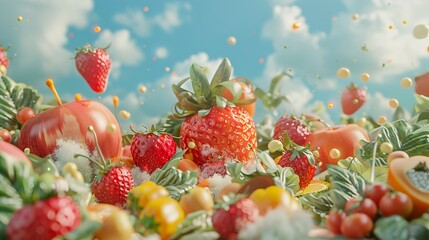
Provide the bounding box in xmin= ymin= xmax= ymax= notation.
xmin=74 ymin=44 xmax=111 ymax=56
xmin=172 ymin=58 xmax=256 ymax=118
xmin=281 ymin=132 xmax=315 ymax=166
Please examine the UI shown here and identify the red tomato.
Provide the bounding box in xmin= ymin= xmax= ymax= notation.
xmin=305 ymin=124 xmax=369 ymax=171
xmin=363 ymin=183 xmax=390 ymax=206
xmin=341 ymin=83 xmax=367 ymax=115
xmin=344 ymin=198 xmax=377 ymax=219
xmin=18 ymin=100 xmax=122 ymax=158
xmin=0 ymin=129 xmax=12 ymax=143
xmin=326 ymin=210 xmax=346 ymax=234
xmin=414 ymin=72 xmax=429 ymax=97
xmin=222 ymin=78 xmax=256 ymax=117
xmin=0 ymin=141 xmax=32 ymax=167
xmin=340 ymin=213 xmax=374 ymax=238
xmin=16 ymin=107 xmax=36 ymax=125
xmin=379 ymin=192 xmax=413 ymax=218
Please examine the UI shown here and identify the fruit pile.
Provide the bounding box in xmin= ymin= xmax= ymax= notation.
xmin=0 ymin=49 xmax=429 ymax=240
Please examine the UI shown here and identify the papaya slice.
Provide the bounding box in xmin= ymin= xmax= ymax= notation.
xmin=387 ymin=151 xmax=429 ymax=219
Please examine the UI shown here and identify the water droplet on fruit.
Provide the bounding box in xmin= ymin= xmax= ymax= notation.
xmin=107 ymin=123 xmax=117 ymax=133
xmin=120 ymin=110 xmax=131 ymax=119
xmin=378 ymin=116 xmax=387 ymax=124
xmin=352 ymin=99 xmax=359 ymax=104
xmin=389 ymin=99 xmax=399 ymax=108
xmin=361 ymin=73 xmax=370 ymax=82
xmin=329 ymin=148 xmax=341 ymax=159
xmin=337 ymin=67 xmax=350 ymax=78
xmin=228 ymin=36 xmax=237 ymax=46
xmin=313 ymin=150 xmax=320 ymax=158
xmin=400 ymin=77 xmax=412 ymax=88
xmin=413 ymin=24 xmax=429 ymax=39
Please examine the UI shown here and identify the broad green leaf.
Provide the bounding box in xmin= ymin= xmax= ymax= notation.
xmin=298 ymin=191 xmax=334 ymax=218
xmin=338 ymin=157 xmax=368 ymax=174
xmin=0 ymin=76 xmax=43 ymax=130
xmin=190 ymin=64 xmax=210 ymax=103
xmin=150 ymin=167 xmax=197 ymax=200
xmin=374 ymin=216 xmax=409 ymax=240
xmin=210 ymin=58 xmax=231 ymax=90
xmin=122 ymin=133 xmax=133 ymax=146
xmin=169 ymin=210 xmax=215 ymax=240
xmin=273 ymin=166 xmax=300 ymax=193
xmin=361 ymin=166 xmax=388 ymax=183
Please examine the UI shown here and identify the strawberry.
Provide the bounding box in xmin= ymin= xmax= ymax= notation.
xmin=75 ymin=44 xmax=111 ymax=93
xmin=173 ymin=59 xmax=257 ymax=167
xmin=92 ymin=165 xmax=134 ymax=206
xmin=341 ymin=83 xmax=367 ymax=115
xmin=7 ymin=196 xmax=81 ymax=240
xmin=0 ymin=46 xmax=9 ymax=75
xmin=212 ymin=196 xmax=259 ymax=239
xmin=78 ymin=126 xmax=134 ymax=207
xmin=273 ymin=114 xmax=310 ymax=146
xmin=278 ymin=144 xmax=316 ymax=190
xmin=130 ymin=125 xmax=177 ymax=174
xmin=200 ymin=161 xmax=227 ymax=180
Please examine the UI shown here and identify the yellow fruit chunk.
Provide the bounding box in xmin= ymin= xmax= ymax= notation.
xmin=295 ymin=180 xmax=330 ymax=196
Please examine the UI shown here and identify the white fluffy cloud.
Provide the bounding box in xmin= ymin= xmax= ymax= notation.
xmin=114 ymin=2 xmax=191 ymax=37
xmin=0 ymin=0 xmax=93 ymax=86
xmin=94 ymin=29 xmax=144 ymax=79
xmin=258 ymin=0 xmax=429 ymax=119
xmin=155 ymin=47 xmax=169 ymax=59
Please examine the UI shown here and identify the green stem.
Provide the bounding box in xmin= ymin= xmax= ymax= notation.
xmin=74 ymin=153 xmax=104 ymax=170
xmin=87 ymin=126 xmax=107 ymax=167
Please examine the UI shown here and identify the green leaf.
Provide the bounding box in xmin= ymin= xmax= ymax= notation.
xmin=215 ymin=96 xmax=228 ymax=108
xmin=150 ymin=167 xmax=197 ymax=200
xmin=327 ymin=165 xmax=366 ymax=209
xmin=198 ymin=109 xmax=211 ymax=117
xmin=122 ymin=133 xmax=133 ymax=146
xmin=27 ymin=153 xmax=59 ymax=175
xmin=414 ymin=94 xmax=429 ymax=113
xmin=337 ymin=157 xmax=369 ymax=174
xmin=298 ymin=191 xmax=334 ymax=218
xmin=374 ymin=215 xmax=429 ymax=240
xmin=210 ymin=58 xmax=231 ymax=90
xmin=273 ymin=166 xmax=300 ymax=193
xmin=217 ymin=81 xmax=242 ymax=103
xmin=393 ymin=106 xmax=407 ymax=121
xmin=190 ymin=64 xmax=210 ymax=103
xmin=168 ymin=210 xmax=215 ymax=240
xmin=0 ymin=75 xmax=43 ymax=130
xmin=361 ymin=166 xmax=389 ymax=183
xmin=61 ymin=219 xmax=101 ymax=240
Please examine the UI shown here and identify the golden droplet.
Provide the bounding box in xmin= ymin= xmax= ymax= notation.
xmin=74 ymin=93 xmax=82 ymax=102
xmin=378 ymin=116 xmax=387 ymax=125
xmin=112 ymin=96 xmax=119 ymax=108
xmin=352 ymin=14 xmax=359 ymax=20
xmin=94 ymin=26 xmax=101 ymax=33
xmin=402 ymin=20 xmax=407 ymax=24
xmin=17 ymin=16 xmax=23 ymax=22
xmin=119 ymin=110 xmax=131 ymax=119
xmin=352 ymin=99 xmax=359 ymax=104
xmin=312 ymin=150 xmax=320 ymax=158
xmin=388 ymin=25 xmax=393 ymax=30
xmin=400 ymin=77 xmax=412 ymax=88
xmin=329 ymin=148 xmax=341 ymax=159
xmin=389 ymin=99 xmax=399 ymax=108
xmin=327 ymin=103 xmax=334 ymax=109
xmin=380 ymin=142 xmax=393 ymax=154
xmin=188 ymin=141 xmax=196 ymax=149
xmin=337 ymin=67 xmax=350 ymax=78
xmin=413 ymin=24 xmax=429 ymax=39
xmin=357 ymin=117 xmax=367 ymax=128
xmin=139 ymin=86 xmax=147 ymax=93
xmin=360 ymin=73 xmax=370 ymax=82
xmin=227 ymin=36 xmax=237 ymax=46
xmin=292 ymin=22 xmax=300 ymax=30
xmin=106 ymin=123 xmax=117 ymax=133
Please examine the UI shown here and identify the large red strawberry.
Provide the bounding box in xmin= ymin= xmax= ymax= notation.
xmin=341 ymin=83 xmax=367 ymax=115
xmin=92 ymin=165 xmax=134 ymax=206
xmin=173 ymin=58 xmax=257 ymax=166
xmin=212 ymin=197 xmax=259 ymax=239
xmin=277 ymin=135 xmax=316 ymax=189
xmin=75 ymin=44 xmax=111 ymax=93
xmin=130 ymin=126 xmax=177 ymax=174
xmin=273 ymin=114 xmax=311 ymax=146
xmin=0 ymin=46 xmax=9 ymax=75
xmin=7 ymin=196 xmax=81 ymax=240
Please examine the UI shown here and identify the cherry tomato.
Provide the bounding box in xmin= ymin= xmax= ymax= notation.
xmin=340 ymin=213 xmax=374 ymax=238
xmin=16 ymin=107 xmax=36 ymax=125
xmin=364 ymin=183 xmax=390 ymax=206
xmin=379 ymin=191 xmax=413 ymax=218
xmin=0 ymin=129 xmax=12 ymax=143
xmin=326 ymin=210 xmax=346 ymax=234
xmin=305 ymin=124 xmax=369 ymax=171
xmin=344 ymin=197 xmax=377 ymax=219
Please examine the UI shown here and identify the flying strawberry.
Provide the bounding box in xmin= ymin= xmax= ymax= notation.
xmin=212 ymin=196 xmax=259 ymax=239
xmin=277 ymin=134 xmax=316 ymax=189
xmin=75 ymin=44 xmax=111 ymax=93
xmin=273 ymin=114 xmax=311 ymax=146
xmin=341 ymin=83 xmax=367 ymax=115
xmin=7 ymin=196 xmax=81 ymax=240
xmin=0 ymin=45 xmax=9 ymax=75
xmin=173 ymin=58 xmax=257 ymax=166
xmin=130 ymin=125 xmax=177 ymax=174
xmin=77 ymin=126 xmax=134 ymax=207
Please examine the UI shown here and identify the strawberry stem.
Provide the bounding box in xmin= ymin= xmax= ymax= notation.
xmin=309 ymin=118 xmax=332 ymax=130
xmin=45 ymin=79 xmax=63 ymax=106
xmin=87 ymin=125 xmax=107 ymax=167
xmin=74 ymin=153 xmax=104 ymax=170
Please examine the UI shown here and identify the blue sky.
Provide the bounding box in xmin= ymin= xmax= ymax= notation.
xmin=1 ymin=0 xmax=428 ymax=129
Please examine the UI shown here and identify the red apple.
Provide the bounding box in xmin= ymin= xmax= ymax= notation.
xmin=0 ymin=141 xmax=32 ymax=167
xmin=18 ymin=100 xmax=122 ymax=158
